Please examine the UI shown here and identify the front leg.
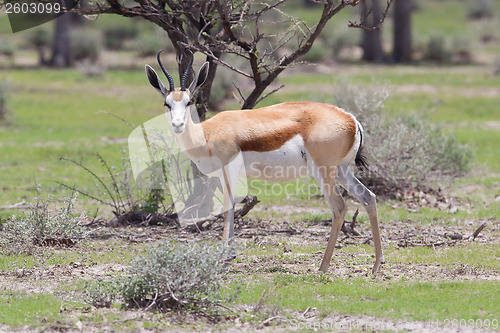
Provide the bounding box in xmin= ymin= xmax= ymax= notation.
xmin=222 ymin=207 xmax=235 ymax=243
xmin=221 ymin=165 xmax=236 ymax=244
xmin=221 ymin=172 xmax=236 ymax=261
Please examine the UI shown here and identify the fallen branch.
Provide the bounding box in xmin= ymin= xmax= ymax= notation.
xmin=341 ymin=209 xmax=361 ymax=237
xmin=0 ymin=200 xmax=29 ymax=210
xmin=184 ymin=196 xmax=260 ymax=233
xmin=469 ymin=223 xmax=487 ymax=241
xmin=235 ymin=196 xmax=260 ymax=220
xmin=108 ymin=211 xmax=178 ymax=227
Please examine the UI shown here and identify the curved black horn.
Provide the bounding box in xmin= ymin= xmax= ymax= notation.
xmin=180 ymin=50 xmax=194 ymax=91
xmin=157 ymin=50 xmax=174 ymax=92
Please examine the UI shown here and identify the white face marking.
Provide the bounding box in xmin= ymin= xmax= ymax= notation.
xmin=165 ymin=91 xmax=191 ymax=134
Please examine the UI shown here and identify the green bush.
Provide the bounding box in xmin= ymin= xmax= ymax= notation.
xmin=103 ymin=24 xmax=140 ymax=50
xmin=84 ymin=240 xmax=237 ymax=310
xmin=424 ymin=35 xmax=452 ymax=63
xmin=467 ymin=0 xmax=494 ymax=20
xmin=59 ymin=153 xmax=173 ymax=217
xmin=321 ymin=27 xmax=359 ymax=60
xmin=424 ymin=34 xmax=474 ymax=64
xmin=494 ymin=59 xmax=500 ymax=76
xmin=133 ymin=28 xmax=172 ymax=57
xmin=0 ymin=191 xmax=84 ymax=255
xmin=70 ymin=29 xmax=102 ymax=62
xmin=0 ymin=79 xmax=10 ymax=122
xmin=0 ymin=40 xmax=15 ymax=57
xmin=476 ymin=19 xmax=500 ymax=43
xmin=332 ymin=83 xmax=472 ymax=193
xmin=77 ymin=60 xmax=106 ymax=78
xmin=29 ymin=28 xmax=52 ymax=48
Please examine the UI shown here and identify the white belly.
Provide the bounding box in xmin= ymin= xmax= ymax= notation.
xmin=242 ymin=135 xmax=309 ymax=182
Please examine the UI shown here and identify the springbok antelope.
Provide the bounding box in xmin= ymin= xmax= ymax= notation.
xmin=145 ymin=50 xmax=383 ymax=274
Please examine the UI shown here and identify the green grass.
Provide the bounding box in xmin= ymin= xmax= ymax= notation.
xmin=455 ymin=128 xmax=500 ymax=172
xmin=240 ymin=240 xmax=500 ymax=273
xmin=238 ymin=277 xmax=499 ymax=322
xmin=0 ymin=291 xmax=63 ymax=327
xmin=387 ymin=243 xmax=500 ymax=270
xmin=0 ymin=254 xmax=36 ymax=271
xmin=0 ymin=69 xmax=159 ymax=210
xmin=0 ymin=239 xmax=149 ymax=272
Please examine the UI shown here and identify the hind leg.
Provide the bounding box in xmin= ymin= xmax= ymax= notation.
xmin=308 ymin=162 xmax=348 ymax=273
xmin=337 ymin=164 xmax=383 ymax=274
xmin=319 ymin=181 xmax=348 ymax=273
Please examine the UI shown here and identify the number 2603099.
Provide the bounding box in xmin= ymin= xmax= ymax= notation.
xmin=443 ymin=319 xmax=498 ymax=329
xmin=5 ymin=2 xmax=61 ymax=14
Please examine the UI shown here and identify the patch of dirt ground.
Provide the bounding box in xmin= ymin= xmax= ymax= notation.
xmin=0 ymin=206 xmax=498 ymax=332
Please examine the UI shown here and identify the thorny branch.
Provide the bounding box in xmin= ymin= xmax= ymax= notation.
xmin=70 ymin=0 xmax=393 ymax=111
xmin=348 ymin=0 xmax=394 ymax=31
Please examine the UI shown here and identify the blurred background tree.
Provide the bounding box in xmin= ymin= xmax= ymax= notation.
xmin=361 ymin=0 xmax=387 ymax=62
xmin=393 ymin=0 xmax=413 ymax=63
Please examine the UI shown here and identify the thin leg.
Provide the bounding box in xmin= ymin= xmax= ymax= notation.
xmin=319 ymin=183 xmax=347 ymax=273
xmin=337 ymin=164 xmax=383 ymax=274
xmin=308 ymin=161 xmax=347 ymax=273
xmin=221 ymin=165 xmax=236 ymax=244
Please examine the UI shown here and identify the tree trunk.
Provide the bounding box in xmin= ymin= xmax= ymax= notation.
xmin=393 ymin=0 xmax=413 ymax=63
xmin=361 ymin=0 xmax=386 ymax=63
xmin=49 ymin=15 xmax=72 ymax=68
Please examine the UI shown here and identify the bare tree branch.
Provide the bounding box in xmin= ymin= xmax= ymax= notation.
xmin=349 ymin=0 xmax=394 ymax=31
xmin=71 ymin=0 xmax=392 ymax=112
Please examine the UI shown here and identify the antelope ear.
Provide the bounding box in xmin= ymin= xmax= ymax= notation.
xmin=145 ymin=65 xmax=167 ymax=97
xmin=188 ymin=62 xmax=209 ymax=96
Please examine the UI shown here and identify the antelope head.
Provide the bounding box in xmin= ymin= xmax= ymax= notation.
xmin=145 ymin=50 xmax=209 ymax=134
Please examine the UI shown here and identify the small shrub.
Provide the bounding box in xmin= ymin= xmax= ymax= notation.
xmin=29 ymin=28 xmax=51 ymax=48
xmin=133 ymin=28 xmax=172 ymax=57
xmin=83 ymin=279 xmax=121 ymax=308
xmin=59 ymin=152 xmax=173 ymax=217
xmin=467 ymin=0 xmax=494 ymax=20
xmin=70 ymin=29 xmax=102 ymax=63
xmin=103 ymin=24 xmax=140 ymax=50
xmin=84 ymin=240 xmax=237 ymax=311
xmin=424 ymin=34 xmax=474 ymax=64
xmin=321 ymin=28 xmax=359 ymax=60
xmin=332 ymin=83 xmax=472 ymax=194
xmin=0 ymin=40 xmax=15 ymax=57
xmin=0 ymin=190 xmax=85 ymax=255
xmin=0 ymin=79 xmax=10 ymax=122
xmin=125 ymin=240 xmax=234 ymax=308
xmin=424 ymin=35 xmax=452 ymax=63
xmin=450 ymin=35 xmax=474 ymax=63
xmin=494 ymin=59 xmax=500 ymax=76
xmin=77 ymin=60 xmax=106 ymax=78
xmin=477 ymin=19 xmax=500 ymax=43
xmin=29 ymin=28 xmax=52 ymax=66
